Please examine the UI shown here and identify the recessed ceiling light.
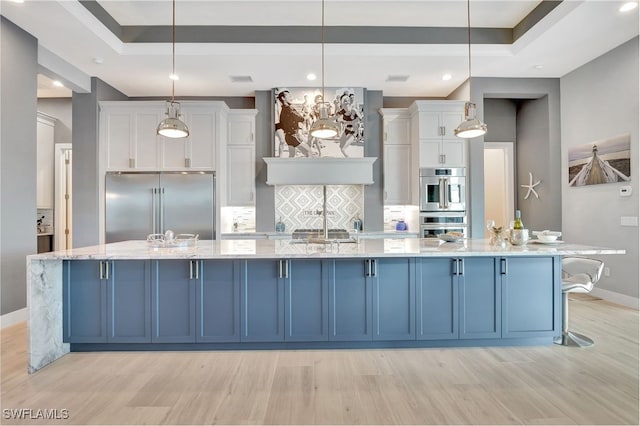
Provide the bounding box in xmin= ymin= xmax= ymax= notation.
xmin=442 ymin=73 xmax=452 ymax=81
xmin=619 ymin=2 xmax=638 ymax=12
xmin=169 ymin=73 xmax=179 ymax=81
xmin=93 ymin=57 xmax=104 ymax=64
xmin=307 ymin=73 xmax=317 ymax=81
xmin=53 ymin=81 xmax=64 ymax=87
xmin=8 ymin=0 xmax=25 ymax=3
xmin=533 ymin=65 xmax=544 ymax=70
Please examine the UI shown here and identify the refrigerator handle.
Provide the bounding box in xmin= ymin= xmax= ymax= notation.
xmin=160 ymin=187 xmax=166 ymax=233
xmin=151 ymin=188 xmax=157 ymax=234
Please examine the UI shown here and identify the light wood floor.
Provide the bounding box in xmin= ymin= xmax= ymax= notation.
xmin=1 ymin=295 xmax=638 ymax=425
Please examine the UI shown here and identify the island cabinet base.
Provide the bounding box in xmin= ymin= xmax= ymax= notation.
xmin=63 ymin=256 xmax=561 ymax=351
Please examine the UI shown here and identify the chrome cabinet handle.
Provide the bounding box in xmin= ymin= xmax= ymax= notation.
xmin=459 ymin=258 xmax=464 ymax=276
xmin=284 ymin=260 xmax=289 ymax=279
xmin=278 ymin=260 xmax=283 ymax=279
xmin=452 ymin=258 xmax=458 ymax=276
xmin=194 ymin=260 xmax=199 ymax=280
xmin=99 ymin=261 xmax=104 ymax=280
xmin=501 ymin=258 xmax=508 ymax=275
xmin=105 ymin=261 xmax=110 ymax=280
xmin=371 ymin=259 xmax=377 ymax=277
xmin=189 ymin=260 xmax=194 ymax=279
xmin=364 ymin=259 xmax=370 ymax=277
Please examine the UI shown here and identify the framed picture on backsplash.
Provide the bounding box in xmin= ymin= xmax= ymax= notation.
xmin=272 ymin=87 xmax=366 ymax=158
xmin=568 ymin=133 xmax=631 ymax=186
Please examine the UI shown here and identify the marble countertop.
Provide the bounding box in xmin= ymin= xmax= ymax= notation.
xmin=220 ymin=231 xmax=419 ymax=239
xmin=28 ymin=239 xmax=625 ymax=261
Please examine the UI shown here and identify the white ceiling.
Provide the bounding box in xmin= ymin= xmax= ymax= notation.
xmin=2 ymin=0 xmax=637 ymax=99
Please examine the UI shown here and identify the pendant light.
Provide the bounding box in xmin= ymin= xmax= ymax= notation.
xmin=309 ymin=0 xmax=340 ymax=139
xmin=157 ymin=0 xmax=189 ymax=139
xmin=454 ymin=0 xmax=487 ymax=139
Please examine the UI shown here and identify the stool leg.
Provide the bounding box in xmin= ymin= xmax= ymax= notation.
xmin=556 ymin=291 xmax=594 ymax=347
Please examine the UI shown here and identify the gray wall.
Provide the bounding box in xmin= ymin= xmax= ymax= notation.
xmin=1 ymin=17 xmax=38 ymax=315
xmin=37 ymin=98 xmax=73 ymax=143
xmin=72 ymin=78 xmax=127 ymax=248
xmin=561 ymin=36 xmax=639 ymax=301
xmin=484 ymin=99 xmax=516 ymax=143
xmin=469 ymin=77 xmax=561 ymax=238
xmin=515 ymin=96 xmax=560 ymax=231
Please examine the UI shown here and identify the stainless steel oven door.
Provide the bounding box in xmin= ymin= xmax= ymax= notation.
xmin=420 ymin=176 xmax=466 ymax=212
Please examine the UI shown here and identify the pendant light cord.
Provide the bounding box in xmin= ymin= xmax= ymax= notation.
xmin=321 ymin=0 xmax=325 ymax=102
xmin=467 ymin=0 xmax=471 ymax=86
xmin=171 ymin=0 xmax=176 ymax=102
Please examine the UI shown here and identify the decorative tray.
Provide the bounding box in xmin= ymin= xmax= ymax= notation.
xmin=147 ymin=233 xmax=199 ymax=248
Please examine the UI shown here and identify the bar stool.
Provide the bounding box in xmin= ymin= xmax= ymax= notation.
xmin=557 ymin=256 xmax=604 ymax=347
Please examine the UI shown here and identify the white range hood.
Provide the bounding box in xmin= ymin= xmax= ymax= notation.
xmin=263 ymin=157 xmax=377 ymax=185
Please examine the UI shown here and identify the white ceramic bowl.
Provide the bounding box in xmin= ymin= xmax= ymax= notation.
xmin=537 ymin=234 xmax=558 ymax=242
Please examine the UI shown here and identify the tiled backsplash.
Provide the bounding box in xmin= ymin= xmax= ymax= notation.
xmin=275 ymin=185 xmax=364 ymax=231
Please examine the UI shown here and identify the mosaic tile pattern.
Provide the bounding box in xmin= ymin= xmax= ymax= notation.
xmin=275 ymin=185 xmax=363 ymax=231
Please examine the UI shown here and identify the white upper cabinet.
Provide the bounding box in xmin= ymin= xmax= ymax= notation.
xmin=100 ymin=101 xmax=227 ymax=172
xmin=226 ymin=110 xmax=257 ymax=206
xmin=409 ymin=101 xmax=467 ymax=167
xmin=380 ymin=108 xmax=412 ymax=205
xmin=37 ymin=112 xmax=56 ymax=208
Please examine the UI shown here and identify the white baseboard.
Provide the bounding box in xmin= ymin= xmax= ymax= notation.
xmin=1 ymin=307 xmax=28 ymax=328
xmin=591 ymin=288 xmax=639 ymax=310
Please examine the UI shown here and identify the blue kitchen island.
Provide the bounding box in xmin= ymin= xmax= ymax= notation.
xmin=26 ymin=239 xmax=623 ymax=372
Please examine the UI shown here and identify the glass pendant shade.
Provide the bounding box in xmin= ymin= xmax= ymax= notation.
xmin=454 ymin=102 xmax=487 ymax=138
xmin=157 ymin=101 xmax=189 ymax=138
xmin=309 ymin=103 xmax=339 ymax=139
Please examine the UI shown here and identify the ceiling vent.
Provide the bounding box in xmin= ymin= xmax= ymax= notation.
xmin=230 ymin=75 xmax=253 ymax=83
xmin=386 ymin=75 xmax=409 ymax=82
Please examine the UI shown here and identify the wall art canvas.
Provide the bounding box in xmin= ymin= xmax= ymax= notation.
xmin=273 ymin=87 xmax=365 ymax=158
xmin=568 ymin=133 xmax=631 ymax=186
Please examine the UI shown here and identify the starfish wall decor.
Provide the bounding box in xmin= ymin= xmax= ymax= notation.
xmin=521 ymin=172 xmax=541 ymax=199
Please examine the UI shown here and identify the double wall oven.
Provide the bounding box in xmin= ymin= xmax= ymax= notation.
xmin=419 ymin=167 xmax=467 ymax=238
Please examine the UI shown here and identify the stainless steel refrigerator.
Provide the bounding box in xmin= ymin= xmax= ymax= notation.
xmin=105 ymin=171 xmax=215 ymax=243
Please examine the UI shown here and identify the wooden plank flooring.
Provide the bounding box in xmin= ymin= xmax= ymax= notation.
xmin=1 ymin=295 xmax=638 ymax=425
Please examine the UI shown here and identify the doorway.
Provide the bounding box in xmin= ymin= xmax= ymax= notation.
xmin=484 ymin=142 xmax=514 ymax=237
xmin=54 ymin=143 xmax=72 ymax=250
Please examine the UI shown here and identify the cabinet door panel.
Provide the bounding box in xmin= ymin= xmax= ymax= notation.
xmin=459 ymin=257 xmax=500 ymax=339
xmin=383 ymin=145 xmax=411 ymax=204
xmin=198 ymin=260 xmax=240 ymax=342
xmin=373 ymin=258 xmax=415 ymax=340
xmin=419 ymin=139 xmax=442 ymax=167
xmin=109 ymin=260 xmax=151 ymax=343
xmin=227 ymin=145 xmax=255 ymax=206
xmin=442 ymin=111 xmax=465 ymax=138
xmin=416 ymin=258 xmax=458 ymax=340
xmin=383 ymin=116 xmax=410 ymax=145
xmin=152 ymin=260 xmax=196 ymax=343
xmin=242 ymin=260 xmax=284 ymax=342
xmin=105 ymin=112 xmax=133 ymax=170
xmin=418 ymin=112 xmax=441 ymax=138
xmin=186 ymin=111 xmax=216 ymax=170
xmin=64 ymin=261 xmax=107 ymax=343
xmin=502 ymin=257 xmax=558 ymax=338
xmin=134 ymin=111 xmax=161 ymax=170
xmin=285 ymin=260 xmax=328 ymax=341
xmin=329 ymin=260 xmax=372 ymax=341
xmin=441 ymin=139 xmax=466 ymax=167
